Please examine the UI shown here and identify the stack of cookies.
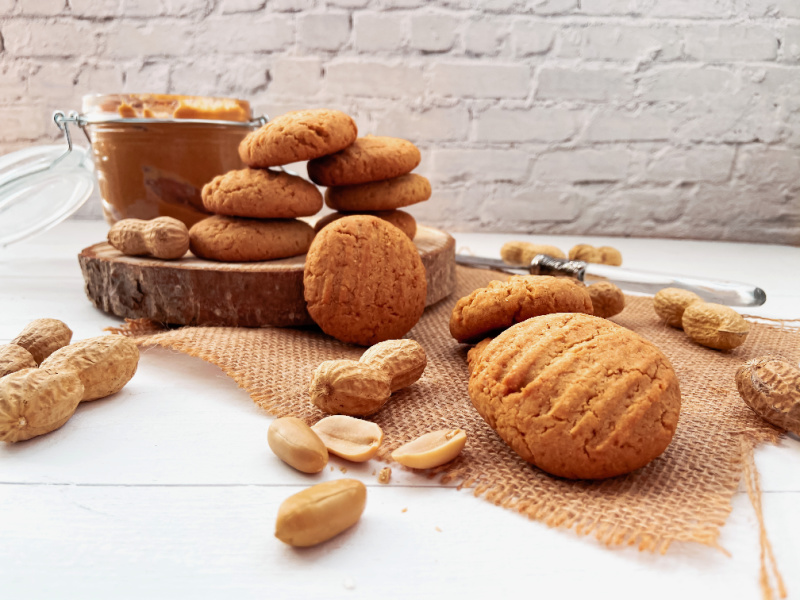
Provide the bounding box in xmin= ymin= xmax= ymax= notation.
xmin=189 ymin=109 xmax=359 ymax=262
xmin=307 ymin=136 xmax=432 ymax=240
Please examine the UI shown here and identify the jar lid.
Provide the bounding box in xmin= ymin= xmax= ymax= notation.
xmin=0 ymin=114 xmax=95 ymax=247
xmin=81 ymin=93 xmax=256 ymax=125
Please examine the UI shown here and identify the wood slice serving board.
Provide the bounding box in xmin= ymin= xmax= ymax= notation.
xmin=79 ymin=226 xmax=456 ymax=328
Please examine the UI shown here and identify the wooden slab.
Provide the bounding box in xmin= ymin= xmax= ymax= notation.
xmin=79 ymin=225 xmax=456 ymax=328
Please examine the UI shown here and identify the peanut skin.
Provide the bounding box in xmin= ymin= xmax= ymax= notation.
xmin=108 ymin=217 xmax=190 ymax=260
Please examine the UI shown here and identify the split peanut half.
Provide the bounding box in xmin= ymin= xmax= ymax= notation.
xmin=311 ymin=415 xmax=384 ymax=462
xmin=391 ymin=428 xmax=467 ymax=469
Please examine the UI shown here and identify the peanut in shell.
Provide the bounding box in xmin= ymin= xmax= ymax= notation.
xmin=309 ymin=360 xmax=392 ymax=416
xmin=681 ymin=302 xmax=749 ymax=351
xmin=0 ymin=344 xmax=36 ymax=377
xmin=653 ymin=288 xmax=702 ymax=328
xmin=735 ymin=356 xmax=800 ymax=436
xmin=359 ymin=338 xmax=426 ymax=392
xmin=11 ymin=318 xmax=73 ymax=365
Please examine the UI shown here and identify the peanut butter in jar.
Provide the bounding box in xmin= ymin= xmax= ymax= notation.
xmin=82 ymin=94 xmax=258 ymax=227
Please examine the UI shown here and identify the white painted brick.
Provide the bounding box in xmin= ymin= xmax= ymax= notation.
xmin=678 ymin=96 xmax=783 ymax=144
xmin=222 ymin=0 xmax=266 ymax=13
xmin=784 ymin=26 xmax=800 ymax=63
xmin=27 ymin=61 xmax=78 ymax=100
xmin=404 ymin=188 xmax=473 ymax=224
xmin=649 ymin=0 xmax=733 ymax=18
xmin=475 ymin=107 xmax=581 ymax=142
xmin=123 ymin=63 xmax=171 ymax=93
xmin=529 ymin=0 xmax=577 ymax=15
xmin=269 ymin=56 xmax=322 ymax=97
xmin=4 ymin=20 xmax=98 ymax=57
xmin=298 ymin=13 xmax=350 ymax=51
xmin=464 ymin=19 xmax=504 ymax=56
xmin=604 ymin=189 xmax=687 ymax=224
xmin=0 ymin=63 xmax=26 ymax=102
xmin=119 ymin=0 xmax=162 ymax=16
xmin=77 ymin=64 xmax=124 ymax=94
xmin=536 ymin=67 xmax=632 ymax=101
xmin=326 ymin=60 xmax=424 ymax=97
xmin=0 ymin=0 xmax=14 ymax=13
xmin=354 ymin=13 xmax=404 ymax=52
xmin=685 ymin=25 xmax=778 ymax=62
xmin=409 ymin=14 xmax=459 ymax=52
xmin=18 ymin=0 xmax=64 ymax=15
xmin=638 ymin=66 xmax=739 ymax=101
xmin=578 ymin=0 xmax=638 ymax=15
xmin=645 ymin=146 xmax=735 ymax=183
xmin=162 ymin=0 xmax=211 ymax=16
xmin=195 ymin=15 xmax=294 ymax=53
xmin=326 ymin=0 xmax=369 ymax=7
xmin=169 ymin=61 xmax=220 ymax=97
xmin=103 ymin=22 xmax=192 ymax=58
xmin=375 ymin=106 xmax=470 ymax=142
xmin=380 ymin=0 xmax=425 ymax=7
xmin=483 ymin=0 xmax=517 ymax=10
xmin=69 ymin=0 xmax=118 ymax=16
xmin=511 ymin=20 xmax=556 ymax=56
xmin=433 ymin=148 xmax=530 ymax=183
xmin=482 ymin=187 xmax=581 ymax=222
xmin=269 ymin=0 xmax=315 ymax=10
xmin=219 ymin=59 xmax=272 ymax=94
xmin=431 ymin=62 xmax=529 ymax=98
xmin=744 ymin=0 xmax=800 ymax=17
xmin=5 ymin=104 xmax=49 ymax=140
xmin=534 ymin=149 xmax=629 ymax=182
xmin=570 ymin=25 xmax=681 ymax=61
xmin=585 ymin=107 xmax=680 ymax=142
xmin=736 ymin=146 xmax=800 ymax=185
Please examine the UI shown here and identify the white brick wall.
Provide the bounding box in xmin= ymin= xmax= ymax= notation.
xmin=0 ymin=0 xmax=798 ymax=245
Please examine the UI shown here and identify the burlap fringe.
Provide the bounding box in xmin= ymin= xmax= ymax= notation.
xmin=740 ymin=436 xmax=787 ymax=600
xmin=105 ymin=318 xmax=168 ymax=337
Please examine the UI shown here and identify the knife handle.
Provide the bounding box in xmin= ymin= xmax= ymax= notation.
xmin=530 ymin=255 xmax=766 ymax=307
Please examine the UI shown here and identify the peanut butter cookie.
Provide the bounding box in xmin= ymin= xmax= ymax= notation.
xmin=449 ymin=275 xmax=593 ymax=343
xmin=325 ymin=174 xmax=431 ymax=212
xmin=201 ymin=168 xmax=323 ymax=219
xmin=469 ymin=313 xmax=681 ymax=479
xmin=307 ymin=136 xmax=421 ymax=186
xmin=238 ymin=109 xmax=358 ymax=168
xmin=304 ymin=215 xmax=427 ymax=346
xmin=314 ymin=210 xmax=416 ymax=240
xmin=189 ymin=216 xmax=314 ymax=262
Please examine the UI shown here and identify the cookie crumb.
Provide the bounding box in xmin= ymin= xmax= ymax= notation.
xmin=435 ymin=526 xmax=442 ymax=532
xmin=340 ymin=466 xmax=348 ymax=474
xmin=377 ymin=467 xmax=391 ymax=484
xmin=401 ymin=507 xmax=408 ymax=513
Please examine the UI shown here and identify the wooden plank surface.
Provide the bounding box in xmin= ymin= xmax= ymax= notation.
xmin=1 ymin=222 xmax=798 ymax=599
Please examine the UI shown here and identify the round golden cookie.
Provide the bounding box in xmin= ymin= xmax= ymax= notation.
xmin=307 ymin=136 xmax=421 ymax=186
xmin=238 ymin=109 xmax=357 ymax=168
xmin=303 ymin=215 xmax=427 ymax=346
xmin=189 ymin=216 xmax=314 ymax=262
xmin=314 ymin=210 xmax=416 ymax=240
xmin=449 ymin=275 xmax=593 ymax=343
xmin=468 ymin=313 xmax=681 ymax=480
xmin=325 ymin=174 xmax=431 ymax=212
xmin=202 ymin=168 xmax=323 ymax=219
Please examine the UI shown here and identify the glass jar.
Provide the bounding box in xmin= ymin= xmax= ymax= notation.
xmin=81 ymin=94 xmax=263 ymax=227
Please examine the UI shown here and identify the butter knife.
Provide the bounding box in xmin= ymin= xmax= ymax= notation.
xmin=455 ymin=254 xmax=767 ymax=307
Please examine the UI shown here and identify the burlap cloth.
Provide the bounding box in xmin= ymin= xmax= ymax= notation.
xmin=126 ymin=267 xmax=798 ymax=578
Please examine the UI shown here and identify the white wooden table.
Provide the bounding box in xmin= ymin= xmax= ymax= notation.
xmin=1 ymin=222 xmax=798 ymax=599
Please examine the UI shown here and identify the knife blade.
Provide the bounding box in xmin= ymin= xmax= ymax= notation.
xmin=454 ymin=254 xmax=767 ymax=307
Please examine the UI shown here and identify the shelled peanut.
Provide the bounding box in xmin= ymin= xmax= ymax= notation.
xmin=392 ymin=428 xmax=467 ymax=469
xmin=310 ymin=339 xmax=427 ymax=416
xmin=108 ymin=216 xmax=190 ymax=260
xmin=267 ymin=417 xmax=329 ymax=473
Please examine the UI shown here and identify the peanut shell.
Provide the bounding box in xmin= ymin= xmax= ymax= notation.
xmin=0 ymin=368 xmax=83 ymax=443
xmin=0 ymin=344 xmax=36 ymax=377
xmin=359 ymin=339 xmax=427 ymax=392
xmin=735 ymin=356 xmax=800 ymax=436
xmin=11 ymin=318 xmax=73 ymax=365
xmin=654 ymin=288 xmax=702 ymax=328
xmin=587 ymin=281 xmax=625 ymax=319
xmin=682 ymin=302 xmax=749 ymax=351
xmin=309 ymin=360 xmax=392 ymax=416
xmin=41 ymin=335 xmax=139 ymax=401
